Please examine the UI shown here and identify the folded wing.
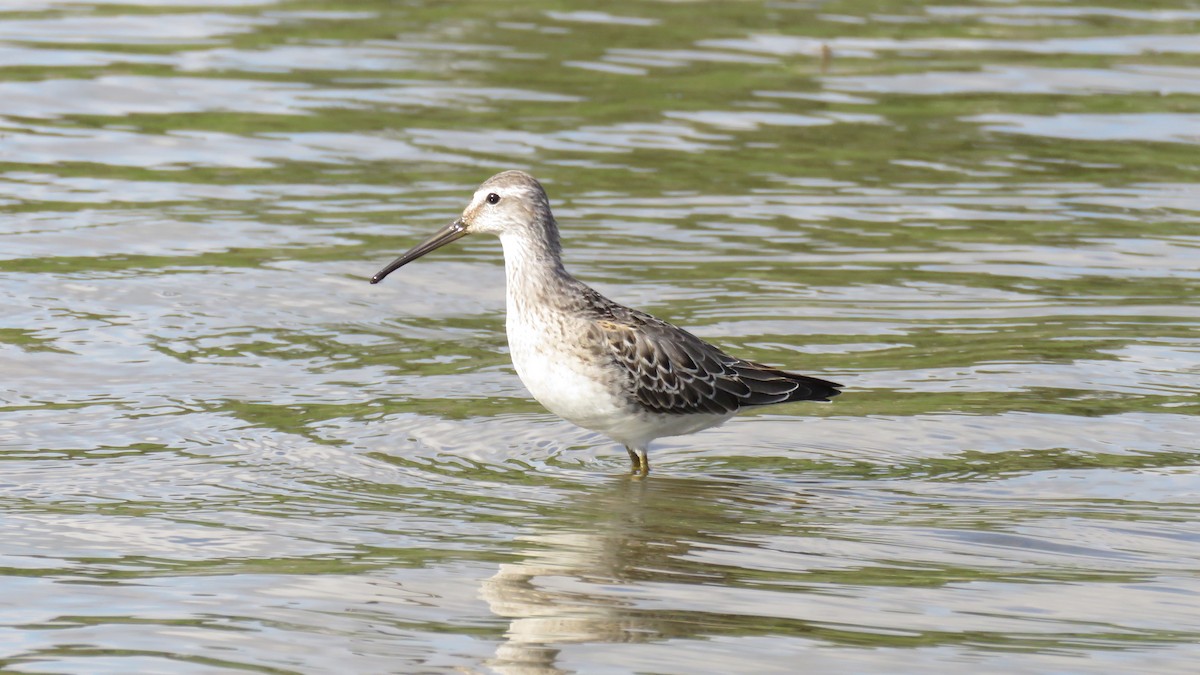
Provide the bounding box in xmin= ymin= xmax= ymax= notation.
xmin=590 ymin=306 xmax=842 ymax=416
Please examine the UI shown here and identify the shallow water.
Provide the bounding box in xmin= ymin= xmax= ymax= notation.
xmin=1 ymin=1 xmax=1198 ymax=673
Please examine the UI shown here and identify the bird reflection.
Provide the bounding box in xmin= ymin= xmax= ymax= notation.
xmin=481 ymin=474 xmax=805 ymax=674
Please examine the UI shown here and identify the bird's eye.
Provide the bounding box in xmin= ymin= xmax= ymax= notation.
xmin=486 ymin=193 xmax=501 ymax=205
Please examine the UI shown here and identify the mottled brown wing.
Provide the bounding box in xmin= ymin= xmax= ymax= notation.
xmin=591 ymin=306 xmax=841 ymax=416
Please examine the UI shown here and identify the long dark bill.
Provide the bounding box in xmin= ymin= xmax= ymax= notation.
xmin=369 ymin=218 xmax=469 ymax=284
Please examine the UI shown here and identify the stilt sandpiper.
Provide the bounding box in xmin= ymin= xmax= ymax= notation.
xmin=371 ymin=171 xmax=841 ymax=476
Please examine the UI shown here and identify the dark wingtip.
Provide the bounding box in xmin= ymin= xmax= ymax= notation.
xmin=788 ymin=374 xmax=843 ymax=403
xmin=733 ymin=364 xmax=843 ymax=405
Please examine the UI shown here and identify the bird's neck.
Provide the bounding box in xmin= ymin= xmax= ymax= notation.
xmin=499 ymin=226 xmax=576 ymax=317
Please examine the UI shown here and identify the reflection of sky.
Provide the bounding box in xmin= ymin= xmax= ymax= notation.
xmin=0 ymin=13 xmax=274 ymax=43
xmin=15 ymin=0 xmax=277 ymax=7
xmin=0 ymin=76 xmax=579 ymax=119
xmin=0 ymin=123 xmax=477 ymax=168
xmin=703 ymin=34 xmax=1200 ymax=57
xmin=826 ymin=66 xmax=1200 ymax=96
xmin=970 ymin=113 xmax=1200 ymax=146
xmin=924 ymin=6 xmax=1200 ymax=22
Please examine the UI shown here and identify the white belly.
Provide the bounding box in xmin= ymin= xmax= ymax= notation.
xmin=507 ymin=314 xmax=628 ymax=434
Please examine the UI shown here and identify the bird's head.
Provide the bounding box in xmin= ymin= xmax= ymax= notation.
xmin=370 ymin=170 xmax=553 ymax=284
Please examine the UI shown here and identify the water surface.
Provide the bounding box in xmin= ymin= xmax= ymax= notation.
xmin=1 ymin=1 xmax=1198 ymax=673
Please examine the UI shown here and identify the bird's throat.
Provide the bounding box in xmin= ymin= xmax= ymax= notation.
xmin=499 ymin=232 xmax=573 ymax=316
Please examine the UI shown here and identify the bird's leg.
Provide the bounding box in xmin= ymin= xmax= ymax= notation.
xmin=624 ymin=446 xmax=650 ymax=477
xmin=625 ymin=445 xmax=641 ymax=475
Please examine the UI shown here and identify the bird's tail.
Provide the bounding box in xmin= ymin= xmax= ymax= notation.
xmin=734 ymin=363 xmax=843 ymax=404
xmin=782 ymin=372 xmax=842 ymax=402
